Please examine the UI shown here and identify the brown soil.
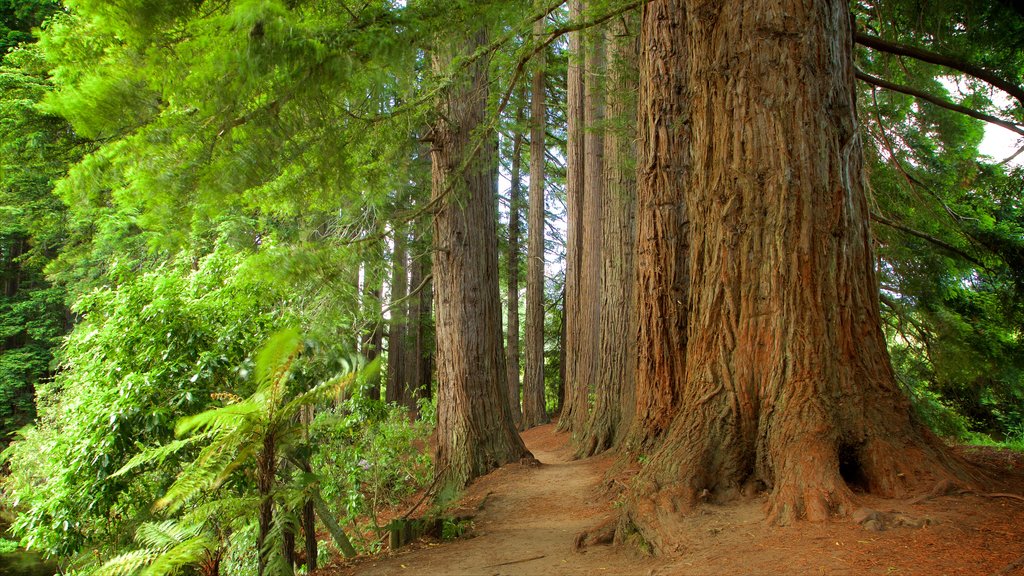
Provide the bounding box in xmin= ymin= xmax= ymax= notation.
xmin=317 ymin=424 xmax=1024 ymax=576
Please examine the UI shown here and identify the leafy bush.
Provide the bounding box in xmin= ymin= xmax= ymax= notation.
xmin=1 ymin=244 xmax=285 ymax=563
xmin=310 ymin=391 xmax=433 ymax=553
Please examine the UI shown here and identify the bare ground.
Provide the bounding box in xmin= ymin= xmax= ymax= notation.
xmin=318 ymin=424 xmax=1024 ymax=576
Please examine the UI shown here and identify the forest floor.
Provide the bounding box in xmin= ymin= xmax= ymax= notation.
xmin=317 ymin=423 xmax=1024 ymax=576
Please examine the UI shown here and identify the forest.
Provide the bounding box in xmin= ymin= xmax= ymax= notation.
xmin=1 ymin=0 xmax=1023 ymax=574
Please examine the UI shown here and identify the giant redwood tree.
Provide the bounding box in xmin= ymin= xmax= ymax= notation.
xmin=429 ymin=24 xmax=532 ymax=491
xmin=624 ymin=0 xmax=972 ymax=547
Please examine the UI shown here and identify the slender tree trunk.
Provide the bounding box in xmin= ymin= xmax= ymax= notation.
xmin=301 ymin=499 xmax=316 ymax=570
xmin=522 ymin=8 xmax=549 ymax=430
xmin=282 ymin=523 xmax=296 ymax=575
xmin=416 ymin=262 xmax=434 ymax=402
xmin=405 ymin=236 xmax=433 ymax=412
xmin=557 ymin=0 xmax=589 ymax=436
xmin=623 ymin=0 xmax=972 ymax=550
xmin=256 ymin=435 xmax=275 ymax=576
xmin=580 ymin=16 xmax=638 ymax=457
xmin=298 ymin=406 xmax=317 ymax=571
xmin=361 ymin=241 xmax=385 ymax=401
xmin=386 ymin=227 xmax=408 ymax=405
xmin=430 ymin=26 xmax=532 ymax=491
xmin=506 ymin=107 xmax=525 ymax=428
xmin=557 ymin=286 xmax=566 ymax=415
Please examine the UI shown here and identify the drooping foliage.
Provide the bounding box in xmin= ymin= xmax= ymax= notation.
xmin=854 ymin=0 xmax=1024 ymax=441
xmin=1 ymin=0 xmax=1023 ymax=571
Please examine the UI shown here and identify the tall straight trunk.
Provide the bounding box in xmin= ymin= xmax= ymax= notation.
xmin=256 ymin=435 xmax=276 ymax=576
xmin=557 ymin=0 xmax=588 ymax=435
xmin=430 ymin=27 xmax=532 ymax=491
xmin=557 ymin=286 xmax=566 ymax=415
xmin=580 ymin=16 xmax=638 ymax=457
xmin=571 ymin=12 xmax=607 ymax=446
xmin=386 ymin=228 xmax=409 ymax=405
xmin=361 ymin=241 xmax=385 ymax=401
xmin=522 ymin=8 xmax=549 ymax=430
xmin=623 ymin=0 xmax=971 ymax=550
xmin=301 ymin=499 xmax=316 ymax=571
xmin=406 ymin=246 xmax=424 ymax=410
xmin=506 ymin=107 xmax=525 ymax=427
xmin=416 ymin=260 xmax=434 ymax=402
xmin=405 ymin=238 xmax=433 ymax=411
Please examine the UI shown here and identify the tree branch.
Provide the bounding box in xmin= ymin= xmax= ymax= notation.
xmin=855 ymin=68 xmax=1024 ymax=137
xmin=855 ymin=32 xmax=1024 ymax=110
xmin=870 ymin=212 xmax=986 ymax=268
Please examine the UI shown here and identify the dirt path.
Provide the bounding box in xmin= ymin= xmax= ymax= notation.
xmin=334 ymin=424 xmax=656 ymax=575
xmin=327 ymin=425 xmax=1024 ymax=576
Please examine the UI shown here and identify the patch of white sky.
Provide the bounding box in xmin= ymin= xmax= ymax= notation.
xmin=940 ymin=76 xmax=1024 ymax=167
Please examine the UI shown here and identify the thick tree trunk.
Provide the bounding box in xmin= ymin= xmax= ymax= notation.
xmin=506 ymin=112 xmax=525 ymax=428
xmin=580 ymin=17 xmax=638 ymax=457
xmin=624 ymin=0 xmax=972 ymax=548
xmin=430 ymin=27 xmax=532 ymax=491
xmin=522 ymin=9 xmax=549 ymax=430
xmin=556 ymin=0 xmax=589 ymax=437
xmin=386 ymin=227 xmax=409 ymax=405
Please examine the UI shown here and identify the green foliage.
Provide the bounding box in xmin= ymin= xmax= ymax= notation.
xmin=305 ymin=389 xmax=430 ymax=553
xmin=2 ymin=243 xmax=285 ymax=561
xmin=0 ymin=0 xmax=58 ymax=58
xmin=0 ymin=537 xmax=19 ymax=554
xmin=310 ymin=392 xmax=433 ymax=553
xmin=440 ymin=518 xmax=472 ymax=541
xmin=855 ymin=0 xmax=1024 ymax=440
xmin=0 ymin=38 xmax=82 ymax=442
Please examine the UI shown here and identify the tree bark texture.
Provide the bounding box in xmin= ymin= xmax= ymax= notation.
xmin=506 ymin=112 xmax=525 ymax=428
xmin=405 ymin=240 xmax=433 ymax=410
xmin=430 ymin=28 xmax=532 ymax=491
xmin=570 ymin=9 xmax=607 ymax=447
xmin=522 ymin=10 xmax=550 ymax=430
xmin=624 ymin=0 xmax=971 ymax=548
xmin=386 ymin=227 xmax=409 ymax=405
xmin=360 ymin=241 xmax=385 ymax=401
xmin=580 ymin=16 xmax=638 ymax=457
xmin=557 ymin=0 xmax=590 ymax=436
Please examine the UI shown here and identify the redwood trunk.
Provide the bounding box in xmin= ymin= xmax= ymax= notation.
xmin=557 ymin=0 xmax=589 ymax=436
xmin=506 ymin=113 xmax=525 ymax=427
xmin=386 ymin=227 xmax=409 ymax=405
xmin=625 ymin=0 xmax=970 ymax=548
xmin=430 ymin=28 xmax=532 ymax=490
xmin=361 ymin=243 xmax=385 ymax=401
xmin=522 ymin=7 xmax=549 ymax=430
xmin=580 ymin=17 xmax=638 ymax=457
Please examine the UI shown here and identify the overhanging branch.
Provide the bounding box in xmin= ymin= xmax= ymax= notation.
xmin=855 ymin=32 xmax=1024 ymax=110
xmin=870 ymin=212 xmax=986 ymax=268
xmin=855 ymin=68 xmax=1024 ymax=137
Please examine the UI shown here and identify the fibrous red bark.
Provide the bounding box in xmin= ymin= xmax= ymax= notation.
xmin=522 ymin=7 xmax=550 ymax=430
xmin=557 ymin=0 xmax=589 ymax=437
xmin=430 ymin=27 xmax=532 ymax=491
xmin=580 ymin=16 xmax=638 ymax=457
xmin=623 ymin=0 xmax=972 ymax=549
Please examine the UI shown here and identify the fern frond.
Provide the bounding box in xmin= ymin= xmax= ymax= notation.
xmin=139 ymin=533 xmax=218 ymax=576
xmin=95 ymin=548 xmax=161 ymax=576
xmin=134 ymin=520 xmax=199 ymax=549
xmin=255 ymin=328 xmax=301 ymax=386
xmin=155 ymin=463 xmax=220 ymax=513
xmin=283 ymin=357 xmax=379 ymax=418
xmin=175 ymin=400 xmax=261 ymax=437
xmin=110 ymin=432 xmax=213 ymax=478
